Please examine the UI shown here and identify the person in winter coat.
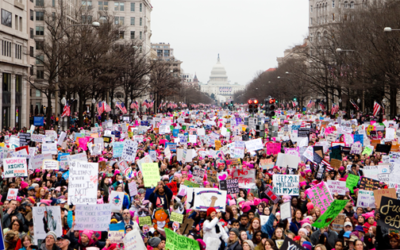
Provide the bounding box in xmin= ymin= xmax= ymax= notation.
xmin=310 ymin=227 xmax=338 ymax=249
xmin=261 ymin=204 xmax=278 ymax=238
xmin=203 ymin=207 xmax=229 ymax=249
xmin=149 ymin=181 xmax=173 ymax=211
xmin=39 ymin=231 xmax=61 ymax=250
xmin=226 ymin=229 xmax=243 ymax=250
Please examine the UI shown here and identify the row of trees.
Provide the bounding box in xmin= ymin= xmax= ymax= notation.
xmin=236 ymin=0 xmax=400 ymax=118
xmin=29 ymin=7 xmax=211 ymax=127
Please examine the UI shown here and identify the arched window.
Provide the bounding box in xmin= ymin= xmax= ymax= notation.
xmin=344 ymin=1 xmax=348 ymax=8
xmin=350 ymin=1 xmax=354 ymax=8
xmin=317 ymin=32 xmax=321 ymax=42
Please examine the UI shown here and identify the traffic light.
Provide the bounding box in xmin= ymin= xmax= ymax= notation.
xmin=248 ymin=99 xmax=254 ymax=113
xmin=254 ymin=99 xmax=259 ymax=111
xmin=265 ymin=97 xmax=276 ymax=117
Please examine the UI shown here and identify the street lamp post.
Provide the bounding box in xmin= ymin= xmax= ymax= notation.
xmin=61 ymin=97 xmax=66 ymax=130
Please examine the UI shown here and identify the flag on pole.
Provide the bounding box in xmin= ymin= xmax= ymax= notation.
xmin=116 ymin=102 xmax=127 ymax=114
xmin=97 ymin=101 xmax=104 ymax=115
xmin=331 ymin=103 xmax=339 ymax=115
xmin=319 ymin=103 xmax=326 ymax=110
xmin=349 ymin=99 xmax=359 ymax=111
xmin=373 ymin=101 xmax=381 ymax=116
xmin=104 ymin=102 xmax=111 ymax=112
xmin=61 ymin=103 xmax=70 ymax=117
xmin=307 ymin=100 xmax=314 ymax=108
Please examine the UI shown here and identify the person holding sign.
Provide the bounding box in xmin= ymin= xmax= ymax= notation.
xmin=149 ymin=181 xmax=173 ymax=211
xmin=203 ymin=207 xmax=228 ymax=248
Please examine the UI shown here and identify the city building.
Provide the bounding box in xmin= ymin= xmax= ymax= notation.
xmin=0 ymin=0 xmax=34 ymax=129
xmin=151 ymin=42 xmax=182 ymax=77
xmin=276 ymin=39 xmax=308 ymax=67
xmin=199 ymin=55 xmax=245 ymax=102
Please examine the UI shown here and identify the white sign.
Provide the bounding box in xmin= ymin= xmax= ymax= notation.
xmin=245 ymin=138 xmax=263 ymax=151
xmin=276 ymin=153 xmax=301 ymax=169
xmin=121 ymin=140 xmax=138 ymax=162
xmin=67 ymin=152 xmax=88 ymax=165
xmin=43 ymin=160 xmax=59 ymax=170
xmin=109 ymin=191 xmax=124 ymax=212
xmin=6 ymin=188 xmax=18 ymax=200
xmin=33 ymin=206 xmax=62 ymax=240
xmin=280 ymin=202 xmax=292 ymax=220
xmin=42 ymin=143 xmax=57 ymax=154
xmin=327 ymin=180 xmax=346 ymax=195
xmin=74 ymin=204 xmax=112 ymax=231
xmin=31 ymin=134 xmax=44 ymax=142
xmin=273 ymin=175 xmax=299 ymax=195
xmin=124 ymin=228 xmax=146 ymax=250
xmin=3 ymin=157 xmax=28 ymax=178
xmin=68 ymin=161 xmax=98 ymax=205
xmin=186 ymin=188 xmax=227 ymax=212
xmin=30 ymin=154 xmax=52 ymax=170
xmin=57 ymin=132 xmax=66 ymax=145
xmin=357 ymin=190 xmax=375 ymax=208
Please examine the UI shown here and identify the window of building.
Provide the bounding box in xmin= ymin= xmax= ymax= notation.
xmin=30 ymin=46 xmax=34 ymax=57
xmin=81 ymin=0 xmax=92 ymax=9
xmin=157 ymin=49 xmax=162 ymax=57
xmin=81 ymin=15 xmax=92 ymax=24
xmin=332 ymin=13 xmax=335 ymax=21
xmin=130 ymin=17 xmax=135 ymax=25
xmin=36 ymin=69 xmax=44 ymax=79
xmin=1 ymin=40 xmax=11 ymax=57
xmin=317 ymin=32 xmax=321 ymax=42
xmin=36 ymin=11 xmax=44 ymax=21
xmin=36 ymin=41 xmax=43 ymax=50
xmin=98 ymin=1 xmax=108 ymax=10
xmin=131 ymin=2 xmax=135 ymax=11
xmin=310 ymin=17 xmax=313 ymax=25
xmin=119 ymin=31 xmax=124 ymax=39
xmin=30 ymin=65 xmax=34 ymax=76
xmin=36 ymin=54 xmax=44 ymax=64
xmin=30 ymin=28 xmax=34 ymax=38
xmin=310 ymin=5 xmax=313 ymax=12
xmin=3 ymin=73 xmax=10 ymax=92
xmin=15 ymin=75 xmax=21 ymax=93
xmin=35 ymin=89 xmax=41 ymax=97
xmin=1 ymin=9 xmax=12 ymax=27
xmin=114 ymin=16 xmax=124 ymax=25
xmin=344 ymin=1 xmax=348 ymax=8
xmin=52 ymin=0 xmax=55 ymax=7
xmin=140 ymin=3 xmax=142 ymax=12
xmin=350 ymin=1 xmax=354 ymax=8
xmin=15 ymin=15 xmax=18 ymax=30
xmin=15 ymin=44 xmax=21 ymax=59
xmin=114 ymin=2 xmax=124 ymax=11
xmin=30 ymin=10 xmax=34 ymax=21
xmin=36 ymin=26 xmax=44 ymax=35
xmin=140 ymin=17 xmax=142 ymax=26
xmin=164 ymin=50 xmax=169 ymax=57
xmin=140 ymin=31 xmax=142 ymax=40
xmin=36 ymin=0 xmax=44 ymax=6
xmin=332 ymin=0 xmax=335 ymax=7
xmin=344 ymin=14 xmax=347 ymax=20
xmin=310 ymin=33 xmax=313 ymax=41
xmin=130 ymin=31 xmax=135 ymax=39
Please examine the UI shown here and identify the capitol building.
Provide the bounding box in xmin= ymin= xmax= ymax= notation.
xmin=199 ymin=55 xmax=245 ymax=102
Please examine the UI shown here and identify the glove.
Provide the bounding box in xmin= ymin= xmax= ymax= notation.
xmin=215 ymin=224 xmax=220 ymax=233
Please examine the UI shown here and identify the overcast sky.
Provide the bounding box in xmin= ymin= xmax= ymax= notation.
xmin=151 ymin=0 xmax=309 ymax=87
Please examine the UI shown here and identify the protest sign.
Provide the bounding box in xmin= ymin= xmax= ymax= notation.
xmin=19 ymin=133 xmax=31 ymax=146
xmin=280 ymin=202 xmax=291 ymax=220
xmin=170 ymin=212 xmax=184 ymax=223
xmin=276 ymin=153 xmax=301 ymax=169
xmin=31 ymin=134 xmax=44 ymax=142
xmin=219 ymin=180 xmax=227 ymax=190
xmin=108 ymin=223 xmax=125 ymax=243
xmin=206 ymin=170 xmax=218 ymax=184
xmin=42 ymin=143 xmax=57 ymax=154
xmin=6 ymin=188 xmax=18 ymax=200
xmin=109 ymin=191 xmax=125 ymax=212
xmin=312 ymin=199 xmax=348 ymax=228
xmin=67 ymin=152 xmax=87 ymax=165
xmin=281 ymin=237 xmax=307 ymax=250
xmin=266 ymin=142 xmax=281 ymax=155
xmin=74 ymin=204 xmax=112 ymax=231
xmin=33 ymin=206 xmax=62 ymax=240
xmin=363 ymin=165 xmax=379 ymax=181
xmin=142 ymin=163 xmax=160 ymax=187
xmin=3 ymin=158 xmax=27 ymax=177
xmin=374 ymin=188 xmax=397 ymax=209
xmin=346 ymin=174 xmax=360 ymax=193
xmin=113 ymin=142 xmax=124 ymax=158
xmin=184 ymin=180 xmax=200 ymax=188
xmin=284 ymin=147 xmax=300 ymax=157
xmin=139 ymin=216 xmax=152 ymax=226
xmin=124 ymin=228 xmax=146 ymax=250
xmin=273 ymin=175 xmax=299 ymax=195
xmin=226 ymin=179 xmax=239 ymax=194
xmin=379 ymin=196 xmax=400 ymax=230
xmin=245 ymin=138 xmax=263 ymax=151
xmin=68 ymin=161 xmax=98 ymax=205
xmin=260 ymin=215 xmax=269 ymax=227
xmin=357 ymin=190 xmax=375 ymax=208
xmin=232 ymin=169 xmax=256 ymax=189
xmin=30 ymin=154 xmax=52 ymax=170
xmin=350 ymin=142 xmax=362 ymax=154
xmin=359 ymin=177 xmax=380 ymax=191
xmin=187 ymin=188 xmax=227 ymax=212
xmin=305 ymin=182 xmax=333 ymax=214
xmin=165 ymin=228 xmax=200 ymax=250
xmin=43 ymin=160 xmax=59 ymax=170
xmin=128 ymin=182 xmax=138 ymax=197
xmin=264 ymin=186 xmax=281 ymax=203
xmin=137 ymin=155 xmax=153 ymax=172
xmin=121 ymin=140 xmax=138 ymax=162
xmin=331 ymin=214 xmax=345 ymax=234
xmin=327 ymin=180 xmax=346 ymax=195
xmin=149 ymin=150 xmax=157 ymax=161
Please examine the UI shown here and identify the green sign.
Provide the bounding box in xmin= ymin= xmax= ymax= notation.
xmin=362 ymin=146 xmax=373 ymax=156
xmin=165 ymin=228 xmax=200 ymax=250
xmin=312 ymin=199 xmax=348 ymax=228
xmin=150 ymin=134 xmax=155 ymax=141
xmin=139 ymin=216 xmax=152 ymax=226
xmin=183 ymin=180 xmax=200 ymax=188
xmin=142 ymin=163 xmax=160 ymax=187
xmin=170 ymin=212 xmax=184 ymax=223
xmin=346 ymin=174 xmax=360 ymax=193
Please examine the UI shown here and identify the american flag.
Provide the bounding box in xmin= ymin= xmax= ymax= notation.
xmin=287 ymin=103 xmax=289 ymax=109
xmin=322 ymin=159 xmax=333 ymax=171
xmin=61 ymin=103 xmax=70 ymax=117
xmin=331 ymin=103 xmax=339 ymax=115
xmin=105 ymin=102 xmax=111 ymax=112
xmin=97 ymin=101 xmax=104 ymax=115
xmin=307 ymin=99 xmax=314 ymax=108
xmin=130 ymin=101 xmax=139 ymax=110
xmin=373 ymin=101 xmax=381 ymax=116
xmin=319 ymin=102 xmax=326 ymax=110
xmin=349 ymin=99 xmax=359 ymax=111
xmin=292 ymin=101 xmax=296 ymax=107
xmin=116 ymin=102 xmax=127 ymax=114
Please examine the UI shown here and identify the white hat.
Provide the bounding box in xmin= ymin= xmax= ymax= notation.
xmin=344 ymin=222 xmax=352 ymax=227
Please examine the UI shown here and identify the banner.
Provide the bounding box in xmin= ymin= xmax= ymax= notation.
xmin=327 ymin=180 xmax=346 ymax=195
xmin=68 ymin=161 xmax=98 ymax=205
xmin=141 ymin=163 xmax=160 ymax=188
xmin=33 ymin=206 xmax=62 ymax=240
xmin=304 ymin=182 xmax=333 ymax=214
xmin=3 ymin=158 xmax=28 ymax=178
xmin=165 ymin=228 xmax=200 ymax=250
xmin=122 ymin=140 xmax=138 ymax=162
xmin=312 ymin=199 xmax=348 ymax=228
xmin=232 ymin=169 xmax=256 ymax=189
xmin=273 ymin=174 xmax=299 ymax=195
xmin=74 ymin=204 xmax=112 ymax=231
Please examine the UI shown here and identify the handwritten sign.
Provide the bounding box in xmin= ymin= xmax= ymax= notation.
xmin=43 ymin=160 xmax=59 ymax=170
xmin=359 ymin=177 xmax=380 ymax=191
xmin=266 ymin=142 xmax=281 ymax=155
xmin=305 ymin=182 xmax=334 ymax=214
xmin=312 ymin=199 xmax=348 ymax=228
xmin=273 ymin=175 xmax=299 ymax=195
xmin=165 ymin=228 xmax=200 ymax=250
xmin=232 ymin=169 xmax=256 ymax=189
xmin=113 ymin=142 xmax=124 ymax=158
xmin=264 ymin=186 xmax=280 ymax=203
xmin=124 ymin=228 xmax=146 ymax=250
xmin=6 ymin=188 xmax=18 ymax=200
xmin=74 ymin=204 xmax=112 ymax=231
xmin=226 ymin=179 xmax=239 ymax=194
xmin=327 ymin=180 xmax=346 ymax=195
xmin=170 ymin=212 xmax=184 ymax=223
xmin=42 ymin=143 xmax=57 ymax=154
xmin=3 ymin=157 xmax=28 ymax=177
xmin=374 ymin=188 xmax=397 ymax=209
xmin=68 ymin=161 xmax=98 ymax=205
xmin=128 ymin=182 xmax=138 ymax=197
xmin=378 ymin=196 xmax=400 ymax=230
xmin=346 ymin=174 xmax=360 ymax=193
xmin=142 ymin=163 xmax=160 ymax=188
xmin=139 ymin=216 xmax=151 ymax=226
xmin=122 ymin=140 xmax=138 ymax=162
xmin=357 ymin=190 xmax=375 ymax=208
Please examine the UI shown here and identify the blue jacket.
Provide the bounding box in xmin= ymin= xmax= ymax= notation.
xmin=261 ymin=213 xmax=276 ymax=238
xmin=290 ymin=220 xmax=301 ymax=235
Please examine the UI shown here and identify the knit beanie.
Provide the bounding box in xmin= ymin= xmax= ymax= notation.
xmin=243 ymin=240 xmax=254 ymax=250
xmin=230 ymin=228 xmax=239 ymax=238
xmin=302 ymin=241 xmax=312 ymax=250
xmin=149 ymin=237 xmax=161 ymax=248
xmin=46 ymin=231 xmax=57 ymax=241
xmin=206 ymin=207 xmax=217 ymax=217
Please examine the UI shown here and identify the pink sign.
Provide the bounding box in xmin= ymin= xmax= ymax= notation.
xmin=78 ymin=137 xmax=89 ymax=151
xmin=284 ymin=147 xmax=300 ymax=157
xmin=267 ymin=142 xmax=281 ymax=155
xmin=304 ymin=182 xmax=334 ymax=214
xmin=232 ymin=168 xmax=256 ymax=189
